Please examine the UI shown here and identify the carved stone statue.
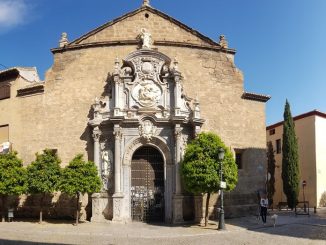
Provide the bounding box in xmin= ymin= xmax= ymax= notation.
xmin=101 ymin=150 xmax=112 ymax=190
xmin=140 ymin=28 xmax=153 ymax=49
xmin=143 ymin=0 xmax=150 ymax=6
xmin=59 ymin=32 xmax=68 ymax=48
xmin=219 ymin=35 xmax=228 ymax=48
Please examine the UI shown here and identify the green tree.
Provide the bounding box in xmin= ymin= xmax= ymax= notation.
xmin=0 ymin=152 xmax=27 ymax=222
xmin=59 ymin=154 xmax=101 ymax=225
xmin=27 ymin=149 xmax=62 ymax=223
xmin=266 ymin=141 xmax=276 ymax=207
xmin=282 ymin=100 xmax=300 ymax=209
xmin=181 ymin=132 xmax=238 ymax=226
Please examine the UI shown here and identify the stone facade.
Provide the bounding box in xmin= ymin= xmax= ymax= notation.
xmin=0 ymin=3 xmax=269 ymax=222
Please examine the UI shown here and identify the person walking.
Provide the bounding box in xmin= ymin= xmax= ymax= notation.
xmin=260 ymin=194 xmax=268 ymax=224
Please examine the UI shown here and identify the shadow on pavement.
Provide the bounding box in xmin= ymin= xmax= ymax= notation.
xmin=0 ymin=239 xmax=70 ymax=245
xmin=226 ymin=209 xmax=326 ymax=241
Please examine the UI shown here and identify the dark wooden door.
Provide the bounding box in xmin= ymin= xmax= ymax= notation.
xmin=131 ymin=147 xmax=164 ymax=222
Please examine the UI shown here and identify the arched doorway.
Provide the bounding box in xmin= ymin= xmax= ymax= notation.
xmin=131 ymin=146 xmax=165 ymax=222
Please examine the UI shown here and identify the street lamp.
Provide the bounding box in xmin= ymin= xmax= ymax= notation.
xmin=302 ymin=180 xmax=307 ymax=212
xmin=218 ymin=147 xmax=226 ymax=230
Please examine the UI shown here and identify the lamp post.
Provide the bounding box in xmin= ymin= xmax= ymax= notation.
xmin=218 ymin=147 xmax=225 ymax=230
xmin=302 ymin=180 xmax=307 ymax=212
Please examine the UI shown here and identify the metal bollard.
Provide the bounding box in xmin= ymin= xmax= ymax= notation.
xmin=314 ymin=206 xmax=316 ymax=213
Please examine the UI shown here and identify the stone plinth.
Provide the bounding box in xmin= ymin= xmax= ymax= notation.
xmin=91 ymin=192 xmax=110 ymax=222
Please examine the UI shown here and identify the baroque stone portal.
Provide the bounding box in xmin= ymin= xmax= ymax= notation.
xmin=88 ymin=31 xmax=204 ymax=223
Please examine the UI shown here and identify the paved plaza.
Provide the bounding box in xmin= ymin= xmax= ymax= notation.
xmin=0 ymin=209 xmax=325 ymax=245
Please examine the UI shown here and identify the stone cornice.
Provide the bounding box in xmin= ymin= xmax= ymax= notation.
xmin=51 ymin=40 xmax=236 ymax=54
xmin=17 ymin=84 xmax=44 ymax=97
xmin=242 ymin=92 xmax=271 ymax=103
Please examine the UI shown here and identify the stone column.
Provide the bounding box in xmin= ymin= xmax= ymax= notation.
xmin=92 ymin=126 xmax=102 ymax=177
xmin=91 ymin=126 xmax=109 ymax=223
xmin=173 ymin=59 xmax=182 ymax=116
xmin=172 ymin=124 xmax=184 ymax=223
xmin=113 ymin=58 xmax=121 ymax=117
xmin=112 ymin=125 xmax=124 ymax=222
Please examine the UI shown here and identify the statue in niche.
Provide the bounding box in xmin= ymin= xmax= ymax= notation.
xmin=140 ymin=28 xmax=153 ymax=49
xmin=101 ymin=150 xmax=113 ymax=190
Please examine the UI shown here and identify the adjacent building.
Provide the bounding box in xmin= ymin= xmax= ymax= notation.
xmin=0 ymin=1 xmax=270 ymax=223
xmin=266 ymin=110 xmax=326 ymax=208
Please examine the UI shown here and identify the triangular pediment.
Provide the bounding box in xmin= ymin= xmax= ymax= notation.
xmin=68 ymin=6 xmax=220 ymax=48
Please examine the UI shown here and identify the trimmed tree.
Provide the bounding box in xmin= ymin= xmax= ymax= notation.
xmin=282 ymin=100 xmax=300 ymax=209
xmin=181 ymin=132 xmax=238 ymax=226
xmin=266 ymin=141 xmax=276 ymax=207
xmin=27 ymin=149 xmax=62 ymax=223
xmin=59 ymin=154 xmax=101 ymax=225
xmin=0 ymin=152 xmax=27 ymax=222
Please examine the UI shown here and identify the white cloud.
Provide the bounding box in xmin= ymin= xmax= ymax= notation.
xmin=0 ymin=0 xmax=30 ymax=30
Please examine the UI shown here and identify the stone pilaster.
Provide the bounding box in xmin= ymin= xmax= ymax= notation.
xmin=173 ymin=124 xmax=184 ymax=223
xmin=194 ymin=195 xmax=205 ymax=224
xmin=92 ymin=126 xmax=102 ymax=177
xmin=112 ymin=125 xmax=124 ymax=222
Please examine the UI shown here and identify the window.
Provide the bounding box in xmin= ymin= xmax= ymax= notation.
xmin=0 ymin=84 xmax=10 ymax=100
xmin=269 ymin=129 xmax=275 ymax=135
xmin=276 ymin=139 xmax=281 ymax=154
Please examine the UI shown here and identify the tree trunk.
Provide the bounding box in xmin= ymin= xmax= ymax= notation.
xmin=39 ymin=193 xmax=45 ymax=223
xmin=1 ymin=195 xmax=7 ymax=222
xmin=205 ymin=193 xmax=210 ymax=227
xmin=75 ymin=193 xmax=80 ymax=226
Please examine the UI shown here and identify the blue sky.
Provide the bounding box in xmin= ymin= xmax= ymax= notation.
xmin=0 ymin=0 xmax=325 ymax=125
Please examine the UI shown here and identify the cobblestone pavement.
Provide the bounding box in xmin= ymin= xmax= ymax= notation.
xmin=0 ymin=209 xmax=325 ymax=245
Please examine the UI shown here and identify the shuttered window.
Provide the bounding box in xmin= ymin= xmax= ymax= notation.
xmin=0 ymin=84 xmax=10 ymax=100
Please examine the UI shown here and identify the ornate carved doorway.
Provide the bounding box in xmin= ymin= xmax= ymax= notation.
xmin=131 ymin=146 xmax=165 ymax=222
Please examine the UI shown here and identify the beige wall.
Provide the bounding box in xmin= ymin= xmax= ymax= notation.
xmin=267 ymin=115 xmax=323 ymax=208
xmin=316 ymin=116 xmax=326 ymax=206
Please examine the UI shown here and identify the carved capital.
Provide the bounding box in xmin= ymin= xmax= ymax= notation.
xmin=113 ymin=126 xmax=122 ymax=140
xmin=174 ymin=126 xmax=182 ymax=140
xmin=92 ymin=126 xmax=102 ymax=142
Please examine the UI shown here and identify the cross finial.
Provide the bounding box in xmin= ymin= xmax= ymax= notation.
xmin=143 ymin=0 xmax=150 ymax=7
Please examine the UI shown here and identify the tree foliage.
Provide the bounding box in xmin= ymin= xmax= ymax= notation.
xmin=0 ymin=152 xmax=27 ymax=222
xmin=27 ymin=149 xmax=62 ymax=222
xmin=266 ymin=141 xmax=276 ymax=206
xmin=60 ymin=154 xmax=101 ymax=225
xmin=181 ymin=132 xmax=238 ymax=226
xmin=282 ymin=100 xmax=300 ymax=209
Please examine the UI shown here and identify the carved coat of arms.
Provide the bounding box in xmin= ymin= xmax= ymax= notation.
xmin=139 ymin=120 xmax=157 ymax=142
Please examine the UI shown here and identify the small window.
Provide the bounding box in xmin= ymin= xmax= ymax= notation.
xmin=269 ymin=129 xmax=275 ymax=135
xmin=276 ymin=139 xmax=281 ymax=154
xmin=0 ymin=84 xmax=10 ymax=100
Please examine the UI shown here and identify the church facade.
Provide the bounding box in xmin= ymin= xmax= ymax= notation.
xmin=0 ymin=1 xmax=270 ymax=223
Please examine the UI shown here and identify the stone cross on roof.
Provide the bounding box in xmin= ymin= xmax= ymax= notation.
xmin=143 ymin=0 xmax=150 ymax=7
